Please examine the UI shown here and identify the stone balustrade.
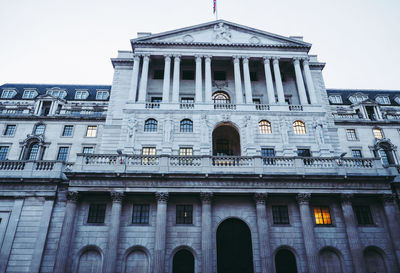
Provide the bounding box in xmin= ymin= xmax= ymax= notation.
xmin=0 ymin=160 xmax=67 ymax=179
xmin=71 ymin=154 xmax=398 ymax=176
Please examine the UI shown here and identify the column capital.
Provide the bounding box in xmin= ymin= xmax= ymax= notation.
xmin=173 ymin=55 xmax=181 ymax=61
xmin=382 ymin=193 xmax=397 ymax=204
xmin=263 ymin=56 xmax=272 ymax=63
xmin=200 ymin=192 xmax=213 ymax=204
xmin=163 ymin=54 xmax=172 ymax=61
xmin=293 ymin=57 xmax=301 ymax=64
xmin=133 ymin=54 xmax=141 ymax=62
xmin=110 ymin=191 xmax=124 ymax=203
xmin=340 ymin=193 xmax=354 ymax=205
xmin=155 ymin=192 xmax=169 ymax=203
xmin=296 ymin=193 xmax=311 ymax=204
xmin=232 ymin=55 xmax=241 ymax=64
xmin=204 ymin=55 xmax=212 ymax=62
xmin=142 ymin=54 xmax=150 ymax=61
xmin=254 ymin=193 xmax=268 ymax=205
xmin=195 ymin=54 xmax=203 ymax=60
xmin=242 ymin=57 xmax=250 ymax=64
xmin=67 ymin=191 xmax=79 ymax=203
xmin=272 ymin=57 xmax=280 ymax=65
xmin=302 ymin=58 xmax=310 ymax=65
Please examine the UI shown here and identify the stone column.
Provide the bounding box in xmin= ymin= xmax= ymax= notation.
xmin=162 ymin=55 xmax=172 ymax=103
xmin=137 ymin=54 xmax=150 ymax=103
xmin=195 ymin=55 xmax=203 ymax=103
xmin=303 ymin=58 xmax=318 ymax=104
xmin=254 ymin=193 xmax=273 ymax=273
xmin=200 ymin=192 xmax=213 ymax=273
xmin=242 ymin=57 xmax=253 ymax=104
xmin=129 ymin=54 xmax=141 ymax=101
xmin=382 ymin=194 xmax=400 ymax=269
xmin=296 ymin=193 xmax=319 ymax=273
xmin=263 ymin=57 xmax=276 ymax=104
xmin=104 ymin=192 xmax=124 ymax=273
xmin=293 ymin=57 xmax=308 ymax=105
xmin=340 ymin=194 xmax=366 ymax=273
xmin=233 ymin=56 xmax=243 ymax=104
xmin=172 ymin=55 xmax=181 ymax=103
xmin=272 ymin=57 xmax=285 ymax=104
xmin=204 ymin=56 xmax=212 ymax=103
xmin=53 ymin=191 xmax=79 ymax=273
xmin=153 ymin=192 xmax=169 ymax=273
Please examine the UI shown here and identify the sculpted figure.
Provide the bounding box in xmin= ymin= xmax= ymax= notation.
xmin=313 ymin=120 xmax=325 ymax=145
xmin=127 ymin=117 xmax=138 ymax=144
xmin=164 ymin=119 xmax=174 ymax=143
xmin=213 ymin=23 xmax=232 ymax=42
xmin=280 ymin=118 xmax=289 ymax=145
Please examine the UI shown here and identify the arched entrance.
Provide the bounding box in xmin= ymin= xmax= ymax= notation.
xmin=172 ymin=249 xmax=194 ymax=273
xmin=364 ymin=248 xmax=387 ymax=273
xmin=275 ymin=249 xmax=298 ymax=273
xmin=217 ymin=218 xmax=254 ymax=273
xmin=212 ymin=123 xmax=240 ymax=156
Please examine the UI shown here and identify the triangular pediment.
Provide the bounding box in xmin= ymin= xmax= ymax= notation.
xmin=132 ymin=20 xmax=311 ymax=48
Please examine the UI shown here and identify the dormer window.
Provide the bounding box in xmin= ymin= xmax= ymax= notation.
xmin=349 ymin=94 xmax=368 ymax=104
xmin=375 ymin=96 xmax=390 ymax=105
xmin=1 ymin=89 xmax=17 ymax=99
xmin=47 ymin=89 xmax=67 ymax=99
xmin=75 ymin=90 xmax=89 ymax=100
xmin=393 ymin=97 xmax=400 ymax=105
xmin=328 ymin=95 xmax=342 ymax=104
xmin=22 ymin=89 xmax=38 ymax=99
xmin=96 ymin=90 xmax=109 ymax=100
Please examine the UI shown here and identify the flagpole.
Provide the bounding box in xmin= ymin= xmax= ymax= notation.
xmin=216 ymin=0 xmax=218 ymax=20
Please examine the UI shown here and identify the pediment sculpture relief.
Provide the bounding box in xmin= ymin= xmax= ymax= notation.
xmin=213 ymin=23 xmax=232 ymax=43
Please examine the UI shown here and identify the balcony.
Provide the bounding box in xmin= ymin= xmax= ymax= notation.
xmin=0 ymin=160 xmax=69 ymax=179
xmin=71 ymin=154 xmax=398 ymax=177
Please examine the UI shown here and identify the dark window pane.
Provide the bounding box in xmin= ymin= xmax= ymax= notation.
xmin=87 ymin=204 xmax=106 ymax=223
xmin=132 ymin=204 xmax=150 ymax=224
xmin=261 ymin=148 xmax=275 ymax=157
xmin=176 ymin=205 xmax=193 ymax=224
xmin=354 ymin=206 xmax=374 ymax=225
xmin=272 ymin=206 xmax=290 ymax=224
xmin=214 ymin=71 xmax=226 ymax=81
xmin=4 ymin=125 xmax=16 ymax=136
xmin=297 ymin=149 xmax=311 ymax=157
xmin=57 ymin=147 xmax=69 ymax=161
xmin=144 ymin=119 xmax=158 ymax=132
xmin=62 ymin=125 xmax=74 ymax=136
xmin=0 ymin=146 xmax=9 ymax=160
xmin=180 ymin=119 xmax=193 ymax=132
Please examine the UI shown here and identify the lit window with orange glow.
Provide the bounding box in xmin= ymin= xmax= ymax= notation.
xmin=313 ymin=206 xmax=332 ymax=225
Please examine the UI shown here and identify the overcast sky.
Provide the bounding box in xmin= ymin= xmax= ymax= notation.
xmin=0 ymin=0 xmax=399 ymax=89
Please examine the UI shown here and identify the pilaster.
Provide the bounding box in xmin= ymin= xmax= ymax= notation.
xmin=200 ymin=192 xmax=213 ymax=273
xmin=153 ymin=192 xmax=169 ymax=273
xmin=382 ymin=194 xmax=400 ymax=270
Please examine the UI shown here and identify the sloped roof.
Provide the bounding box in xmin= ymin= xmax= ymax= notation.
xmin=327 ymin=89 xmax=400 ymax=106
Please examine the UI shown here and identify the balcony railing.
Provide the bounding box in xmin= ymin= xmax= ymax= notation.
xmin=71 ymin=154 xmax=397 ymax=176
xmin=180 ymin=103 xmax=195 ymax=109
xmin=214 ymin=103 xmax=236 ymax=110
xmin=145 ymin=102 xmax=160 ymax=109
xmin=0 ymin=160 xmax=68 ymax=179
xmin=289 ymin=105 xmax=303 ymax=111
xmin=255 ymin=104 xmax=270 ymax=111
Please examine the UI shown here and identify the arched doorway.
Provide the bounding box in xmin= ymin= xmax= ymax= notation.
xmin=124 ymin=249 xmax=149 ymax=273
xmin=217 ymin=218 xmax=254 ymax=273
xmin=172 ymin=249 xmax=194 ymax=273
xmin=364 ymin=248 xmax=387 ymax=273
xmin=275 ymin=249 xmax=298 ymax=273
xmin=212 ymin=123 xmax=240 ymax=156
xmin=77 ymin=248 xmax=102 ymax=273
xmin=320 ymin=248 xmax=343 ymax=273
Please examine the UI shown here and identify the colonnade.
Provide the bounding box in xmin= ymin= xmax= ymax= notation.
xmin=129 ymin=54 xmax=318 ymax=105
xmin=53 ymin=191 xmax=400 ymax=273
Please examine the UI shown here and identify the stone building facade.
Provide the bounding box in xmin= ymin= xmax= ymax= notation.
xmin=0 ymin=20 xmax=399 ymax=273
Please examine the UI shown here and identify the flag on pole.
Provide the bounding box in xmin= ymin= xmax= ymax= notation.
xmin=213 ymin=0 xmax=216 ymax=14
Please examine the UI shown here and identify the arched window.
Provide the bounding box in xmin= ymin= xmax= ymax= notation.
xmin=376 ymin=142 xmax=396 ymax=166
xmin=33 ymin=124 xmax=46 ymax=135
xmin=180 ymin=119 xmax=193 ymax=132
xmin=259 ymin=120 xmax=272 ymax=134
xmin=372 ymin=128 xmax=384 ymax=139
xmin=27 ymin=142 xmax=40 ymax=160
xmin=293 ymin=121 xmax=306 ymax=134
xmin=144 ymin=119 xmax=158 ymax=132
xmin=212 ymin=91 xmax=230 ymax=103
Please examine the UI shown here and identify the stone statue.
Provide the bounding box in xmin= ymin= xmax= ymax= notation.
xmin=280 ymin=118 xmax=289 ymax=145
xmin=164 ymin=119 xmax=174 ymax=143
xmin=313 ymin=120 xmax=325 ymax=145
xmin=213 ymin=23 xmax=232 ymax=42
xmin=127 ymin=117 xmax=138 ymax=144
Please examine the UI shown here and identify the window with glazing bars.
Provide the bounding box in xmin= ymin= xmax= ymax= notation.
xmin=180 ymin=119 xmax=193 ymax=132
xmin=354 ymin=206 xmax=374 ymax=225
xmin=132 ymin=204 xmax=150 ymax=224
xmin=57 ymin=147 xmax=69 ymax=161
xmin=272 ymin=206 xmax=290 ymax=224
xmin=259 ymin=120 xmax=272 ymax=134
xmin=0 ymin=147 xmax=9 ymax=160
xmin=372 ymin=128 xmax=384 ymax=139
xmin=313 ymin=206 xmax=332 ymax=225
xmin=86 ymin=126 xmax=97 ymax=137
xmin=176 ymin=205 xmax=193 ymax=224
xmin=34 ymin=124 xmax=45 ymax=135
xmin=62 ymin=125 xmax=74 ymax=136
xmin=293 ymin=121 xmax=306 ymax=134
xmin=261 ymin=148 xmax=275 ymax=157
xmin=4 ymin=125 xmax=16 ymax=136
xmin=82 ymin=147 xmax=94 ymax=154
xmin=346 ymin=129 xmax=357 ymax=140
xmin=27 ymin=143 xmax=39 ymax=160
xmin=144 ymin=119 xmax=158 ymax=132
xmin=352 ymin=149 xmax=362 ymax=158
xmin=87 ymin=204 xmax=106 ymax=223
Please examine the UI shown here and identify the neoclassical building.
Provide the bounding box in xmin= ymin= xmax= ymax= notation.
xmin=0 ymin=20 xmax=400 ymax=273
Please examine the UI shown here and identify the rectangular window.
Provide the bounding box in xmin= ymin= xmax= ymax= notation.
xmin=87 ymin=204 xmax=106 ymax=224
xmin=22 ymin=90 xmax=37 ymax=99
xmin=142 ymin=147 xmax=156 ymax=156
xmin=272 ymin=205 xmax=290 ymax=224
xmin=96 ymin=91 xmax=109 ymax=100
xmin=314 ymin=206 xmax=332 ymax=225
xmin=213 ymin=71 xmax=226 ymax=81
xmin=179 ymin=147 xmax=193 ymax=156
xmin=182 ymin=70 xmax=195 ymax=80
xmin=261 ymin=148 xmax=275 ymax=157
xmin=181 ymin=97 xmax=194 ymax=103
xmin=4 ymin=125 xmax=16 ymax=136
xmin=62 ymin=125 xmax=74 ymax=137
xmin=176 ymin=205 xmax=193 ymax=224
xmin=0 ymin=147 xmax=9 ymax=160
xmin=1 ymin=90 xmax=16 ymax=98
xmin=329 ymin=95 xmax=343 ymax=104
xmin=153 ymin=69 xmax=164 ymax=79
xmin=86 ymin=126 xmax=97 ymax=137
xmin=352 ymin=149 xmax=362 ymax=158
xmin=57 ymin=147 xmax=69 ymax=161
xmin=250 ymin=71 xmax=258 ymax=81
xmin=82 ymin=147 xmax=94 ymax=154
xmin=253 ymin=98 xmax=261 ymax=104
xmin=373 ymin=128 xmax=384 ymax=139
xmin=297 ymin=149 xmax=311 ymax=157
xmin=142 ymin=147 xmax=156 ymax=165
xmin=354 ymin=206 xmax=374 ymax=225
xmin=346 ymin=129 xmax=357 ymax=141
xmin=132 ymin=204 xmax=150 ymax=224
xmin=75 ymin=91 xmax=88 ymax=100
